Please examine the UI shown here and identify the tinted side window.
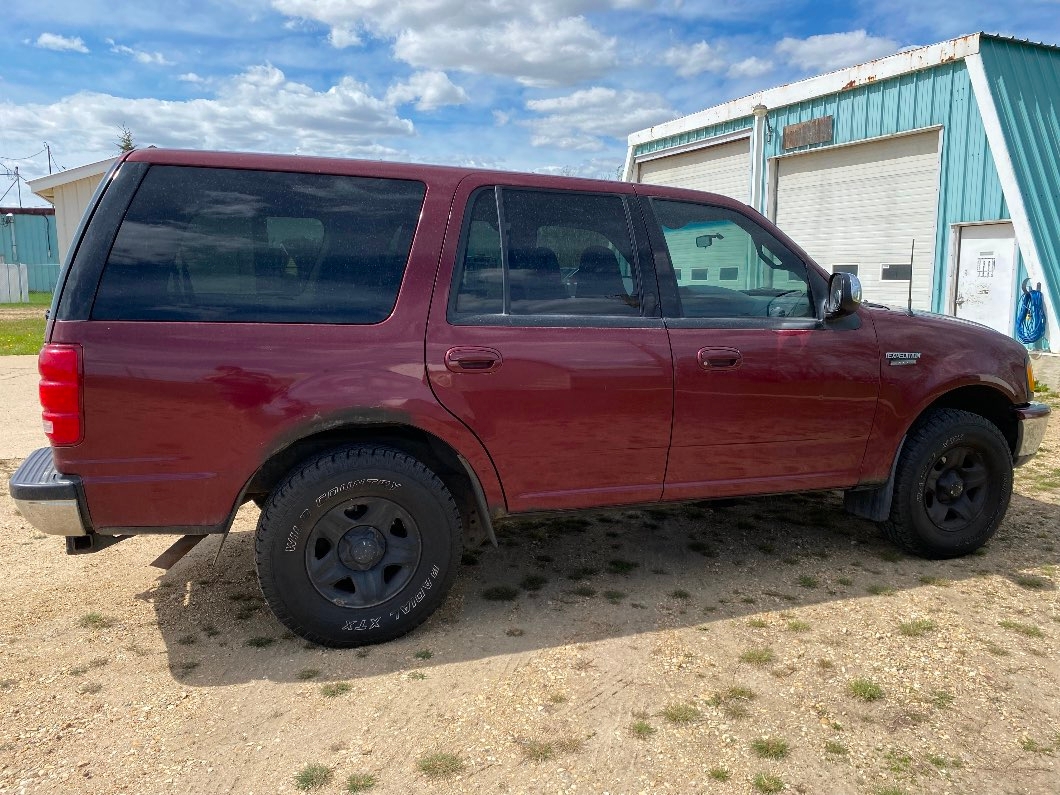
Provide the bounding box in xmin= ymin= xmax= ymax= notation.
xmin=92 ymin=166 xmax=426 ymax=324
xmin=652 ymin=200 xmax=814 ymax=319
xmin=450 ymin=188 xmax=641 ymax=319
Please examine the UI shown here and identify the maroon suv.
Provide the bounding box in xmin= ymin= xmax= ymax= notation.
xmin=10 ymin=149 xmax=1050 ymax=647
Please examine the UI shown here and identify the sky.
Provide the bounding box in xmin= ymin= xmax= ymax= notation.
xmin=4 ymin=0 xmax=1060 ymax=207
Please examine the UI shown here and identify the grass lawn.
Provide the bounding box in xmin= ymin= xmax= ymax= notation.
xmin=0 ymin=293 xmax=51 ymax=355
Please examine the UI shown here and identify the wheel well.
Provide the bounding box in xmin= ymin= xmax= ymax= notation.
xmin=244 ymin=425 xmax=486 ymax=543
xmin=919 ymin=385 xmax=1018 ymax=453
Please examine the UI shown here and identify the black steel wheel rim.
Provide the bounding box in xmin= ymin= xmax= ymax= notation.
xmin=304 ymin=496 xmax=422 ymax=608
xmin=922 ymin=444 xmax=990 ymax=532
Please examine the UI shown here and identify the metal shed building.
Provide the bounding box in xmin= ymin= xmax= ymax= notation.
xmin=624 ymin=33 xmax=1060 ymax=354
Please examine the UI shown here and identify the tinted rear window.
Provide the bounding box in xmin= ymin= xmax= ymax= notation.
xmin=92 ymin=166 xmax=426 ymax=323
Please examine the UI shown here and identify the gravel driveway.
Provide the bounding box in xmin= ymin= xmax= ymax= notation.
xmin=1 ymin=356 xmax=1058 ymax=795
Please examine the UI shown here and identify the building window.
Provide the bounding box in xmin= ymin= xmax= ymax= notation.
xmin=691 ymin=268 xmax=710 ymax=280
xmin=833 ymin=264 xmax=859 ymax=276
xmin=881 ymin=263 xmax=912 ymax=281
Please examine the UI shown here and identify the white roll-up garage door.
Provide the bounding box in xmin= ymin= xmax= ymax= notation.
xmin=637 ymin=137 xmax=751 ymax=203
xmin=774 ymin=130 xmax=940 ymax=310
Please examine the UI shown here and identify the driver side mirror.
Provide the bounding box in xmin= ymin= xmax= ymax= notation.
xmin=825 ymin=271 xmax=862 ymax=319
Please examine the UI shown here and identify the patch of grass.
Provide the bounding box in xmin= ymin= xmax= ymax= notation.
xmin=884 ymin=749 xmax=912 ymax=773
xmin=603 ymin=589 xmax=626 ymax=603
xmin=414 ymin=648 xmax=433 ymax=660
xmin=630 ymin=720 xmax=655 ymax=738
xmin=866 ymin=584 xmax=896 ymax=596
xmin=345 ymin=773 xmax=377 ymax=793
xmin=608 ymin=559 xmax=639 ymax=575
xmin=825 ymin=740 xmax=848 ymax=755
xmin=68 ymin=665 xmax=88 ymax=676
xmin=294 ymin=763 xmax=332 ymax=791
xmin=298 ymin=668 xmax=321 ymax=680
xmin=985 ymin=642 xmax=1010 ymax=656
xmin=751 ymin=736 xmax=790 ymax=759
xmin=1013 ymin=574 xmax=1050 ymax=590
xmin=817 ymin=658 xmax=834 ymax=670
xmin=927 ymin=753 xmax=963 ymax=769
xmin=740 ymin=647 xmax=776 ymax=666
xmin=245 ymin=636 xmax=275 ymax=648
xmin=571 ymin=584 xmax=596 ymax=597
xmin=0 ymin=316 xmax=46 ymax=355
xmin=836 ymin=576 xmax=854 ymax=586
xmin=201 ymin=624 xmax=220 ymax=637
xmin=320 ymin=682 xmax=352 ymax=698
xmin=787 ymin=620 xmax=811 ymax=632
xmin=752 ymin=773 xmax=785 ymax=793
xmin=408 ymin=671 xmax=427 ymax=680
xmin=709 ymin=767 xmax=731 ymax=781
xmin=747 ymin=617 xmax=769 ymax=628
xmin=898 ymin=618 xmax=936 ymax=637
xmin=482 ymin=585 xmax=519 ymax=601
xmin=875 ymin=788 xmax=908 ymax=795
xmin=919 ymin=575 xmax=950 ymax=587
xmin=669 ymin=588 xmax=691 ymax=600
xmin=77 ymin=681 xmax=103 ymax=694
xmin=548 ymin=692 xmax=567 ymax=704
xmin=520 ymin=574 xmax=548 ymax=591
xmin=930 ymin=690 xmax=954 ymax=709
xmin=79 ymin=612 xmax=114 ymax=630
xmin=417 ymin=752 xmax=465 ymax=779
xmin=662 ymin=702 xmax=701 ymax=724
xmin=848 ymin=678 xmax=884 ymax=702
xmin=797 ymin=574 xmax=820 ymax=589
xmin=999 ymin=619 xmax=1045 ymax=638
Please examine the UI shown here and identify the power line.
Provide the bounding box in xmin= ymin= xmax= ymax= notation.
xmin=0 ymin=148 xmax=46 ymax=163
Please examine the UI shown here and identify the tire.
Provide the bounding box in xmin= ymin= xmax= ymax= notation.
xmin=883 ymin=408 xmax=1012 ymax=558
xmin=255 ymin=445 xmax=461 ymax=647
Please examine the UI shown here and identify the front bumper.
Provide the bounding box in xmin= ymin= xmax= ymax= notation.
xmin=1014 ymin=402 xmax=1051 ymax=467
xmin=9 ymin=447 xmax=90 ymax=537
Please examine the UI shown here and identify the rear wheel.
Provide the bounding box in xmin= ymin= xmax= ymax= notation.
xmin=255 ymin=445 xmax=461 ymax=647
xmin=884 ymin=408 xmax=1012 ymax=558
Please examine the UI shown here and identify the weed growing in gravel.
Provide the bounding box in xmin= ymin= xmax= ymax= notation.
xmin=875 ymin=787 xmax=908 ymax=795
xmin=321 ymin=682 xmax=351 ymax=698
xmin=662 ymin=703 xmax=701 ymax=723
xmin=571 ymin=585 xmax=596 ymax=597
xmin=630 ymin=720 xmax=655 ymax=738
xmin=747 ymin=617 xmax=769 ymax=628
xmin=79 ymin=612 xmax=114 ymax=629
xmin=825 ymin=740 xmax=848 ymax=755
xmin=927 ymin=753 xmax=963 ymax=769
xmin=836 ymin=576 xmax=854 ymax=586
xmin=866 ymin=584 xmax=896 ymax=596
xmin=740 ymin=647 xmax=776 ymax=666
xmin=414 ymin=649 xmax=433 ymax=660
xmin=608 ymin=559 xmax=639 ymax=575
xmin=1013 ymin=574 xmax=1050 ymax=589
xmin=751 ymin=737 xmax=789 ymax=759
xmin=848 ymin=678 xmax=884 ymax=701
xmin=919 ymin=575 xmax=950 ymax=587
xmin=999 ymin=620 xmax=1045 ymax=638
xmin=670 ymin=589 xmax=691 ymax=600
xmin=797 ymin=575 xmax=820 ymax=589
xmin=408 ymin=672 xmax=427 ymax=680
xmin=482 ymin=585 xmax=519 ymax=601
xmin=505 ymin=627 xmax=525 ymax=637
xmin=294 ymin=763 xmax=332 ymax=791
xmin=898 ymin=619 xmax=936 ymax=637
xmin=69 ymin=665 xmax=88 ymax=676
xmin=548 ymin=692 xmax=568 ymax=704
xmin=817 ymin=658 xmax=834 ymax=670
xmin=752 ymin=773 xmax=785 ymax=793
xmin=77 ymin=682 xmax=103 ymax=694
xmin=520 ymin=574 xmax=548 ymax=591
xmin=707 ymin=686 xmax=756 ymax=718
xmin=417 ymin=752 xmax=465 ymax=778
xmin=298 ymin=668 xmax=321 ymax=680
xmin=884 ymin=749 xmax=912 ymax=773
xmin=519 ymin=737 xmax=583 ymax=761
xmin=604 ymin=590 xmax=627 ymax=603
xmin=787 ymin=620 xmax=811 ymax=632
xmin=345 ymin=773 xmax=377 ymax=792
xmin=985 ymin=642 xmax=1010 ymax=656
xmin=245 ymin=636 xmax=275 ymax=648
xmin=709 ymin=768 xmax=731 ymax=781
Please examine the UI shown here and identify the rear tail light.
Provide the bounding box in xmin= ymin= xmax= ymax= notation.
xmin=39 ymin=344 xmax=83 ymax=446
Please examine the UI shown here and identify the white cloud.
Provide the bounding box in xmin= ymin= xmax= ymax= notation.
xmin=728 ymin=56 xmax=773 ymax=78
xmin=107 ymin=39 xmax=173 ymax=66
xmin=526 ymin=87 xmax=674 ymax=151
xmin=386 ymin=71 xmax=469 ymax=111
xmin=663 ymin=40 xmax=726 ymax=78
xmin=776 ymin=30 xmax=899 ymax=73
xmin=35 ymin=33 xmax=89 ymax=53
xmin=273 ymin=0 xmax=618 ymax=86
xmin=178 ymin=72 xmax=206 ymax=84
xmin=0 ymin=64 xmax=415 ymax=183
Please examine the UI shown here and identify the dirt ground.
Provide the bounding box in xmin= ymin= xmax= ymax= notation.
xmin=1 ymin=355 xmax=1058 ymax=795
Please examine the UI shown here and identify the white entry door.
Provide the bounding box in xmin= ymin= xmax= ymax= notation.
xmin=953 ymin=223 xmax=1017 ymax=335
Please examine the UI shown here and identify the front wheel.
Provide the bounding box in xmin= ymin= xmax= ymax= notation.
xmin=255 ymin=446 xmax=461 ymax=647
xmin=884 ymin=408 xmax=1013 ymax=558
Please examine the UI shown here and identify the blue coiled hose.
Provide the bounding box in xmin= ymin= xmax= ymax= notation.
xmin=1015 ymin=283 xmax=1047 ymax=344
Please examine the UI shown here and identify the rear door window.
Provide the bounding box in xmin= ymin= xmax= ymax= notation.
xmin=92 ymin=166 xmax=426 ymax=323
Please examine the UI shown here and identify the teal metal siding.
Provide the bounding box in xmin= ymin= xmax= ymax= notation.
xmin=0 ymin=213 xmax=61 ymax=293
xmin=978 ymin=36 xmax=1060 ymax=349
xmin=633 ymin=116 xmax=753 ymax=157
xmin=762 ymin=62 xmax=1009 ymax=314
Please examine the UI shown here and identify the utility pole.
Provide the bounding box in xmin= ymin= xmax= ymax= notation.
xmin=44 ymin=142 xmax=53 ymax=174
xmin=14 ymin=167 xmax=21 ymax=207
